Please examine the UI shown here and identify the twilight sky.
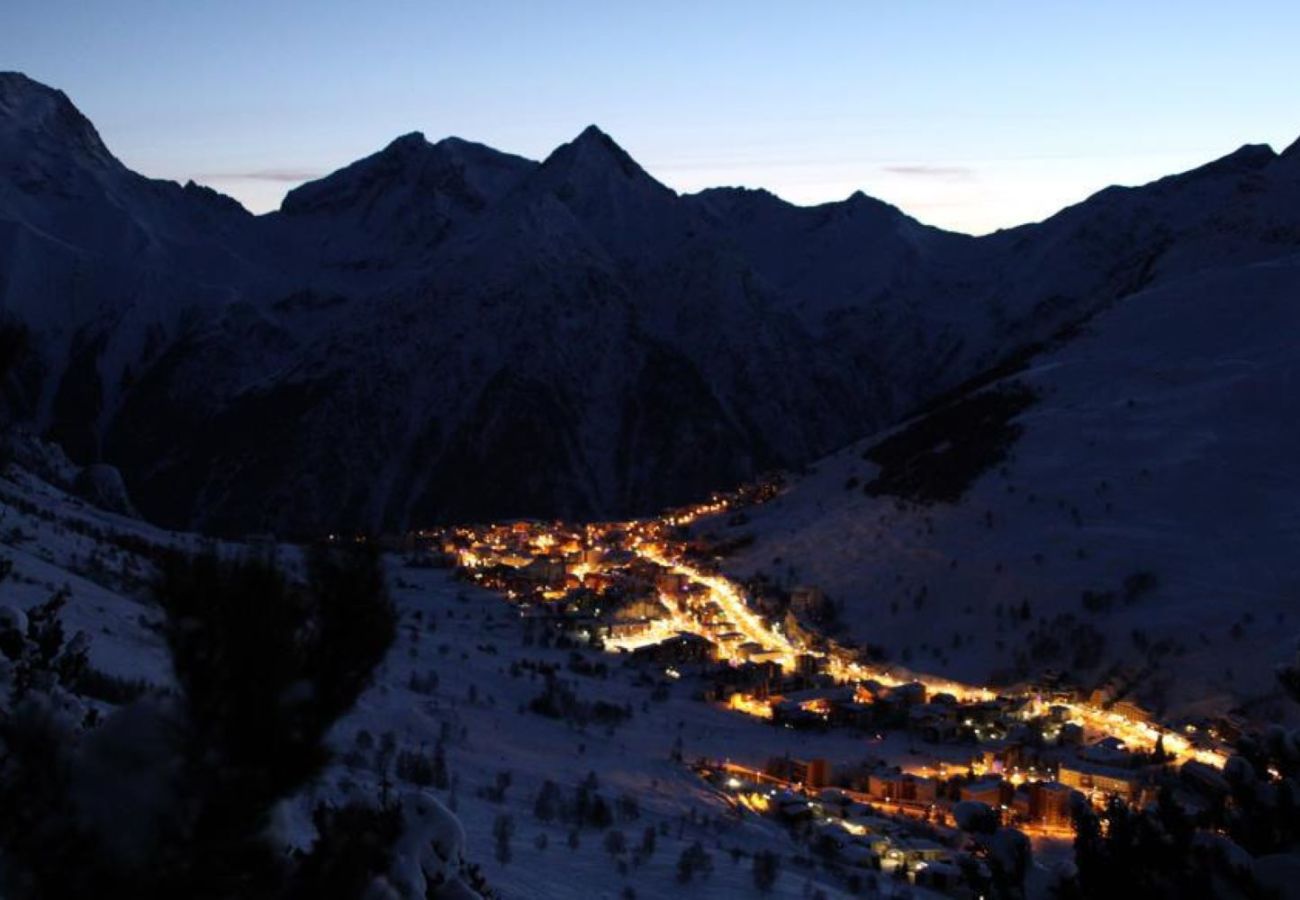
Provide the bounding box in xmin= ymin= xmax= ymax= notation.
xmin=4 ymin=1 xmax=1297 ymax=234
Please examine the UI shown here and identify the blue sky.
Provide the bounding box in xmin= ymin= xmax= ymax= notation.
xmin=5 ymin=1 xmax=1297 ymax=233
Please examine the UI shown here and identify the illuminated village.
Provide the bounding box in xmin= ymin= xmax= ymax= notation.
xmin=5 ymin=13 xmax=1300 ymax=895
xmin=411 ymin=477 xmax=1241 ymax=893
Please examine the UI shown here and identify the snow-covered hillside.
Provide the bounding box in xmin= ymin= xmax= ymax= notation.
xmin=1 ymin=457 xmax=953 ymax=898
xmin=709 ymin=252 xmax=1300 ymax=720
xmin=3 ymin=70 xmax=1298 ymax=536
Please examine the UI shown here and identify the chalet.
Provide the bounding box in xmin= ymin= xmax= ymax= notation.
xmin=959 ymin=777 xmax=1005 ymax=807
xmin=795 ymin=653 xmax=825 ymax=678
xmin=1058 ymin=759 xmax=1150 ymax=804
xmin=883 ymin=838 xmax=950 ymax=874
xmin=617 ymin=597 xmax=664 ymax=622
xmin=655 ymin=571 xmax=689 ymax=597
xmin=1029 ymin=781 xmax=1076 ymax=828
xmin=607 ymin=619 xmax=653 ymax=641
xmin=887 ymin=682 xmax=928 ymax=706
xmin=828 ymin=695 xmax=876 ymax=729
xmin=910 ymin=776 xmax=939 ymax=804
xmin=1112 ymin=699 xmax=1151 ymax=724
xmin=725 ymin=660 xmax=782 ymax=690
xmin=961 ymin=698 xmax=1008 ymax=725
xmin=522 ymin=556 xmax=566 ymax=586
xmin=979 ymin=740 xmax=1030 ymax=773
xmin=1079 ymin=736 xmax=1130 ymax=767
xmin=870 ymin=681 xmax=927 ymax=727
xmin=867 ymin=771 xmax=938 ymax=805
xmin=771 ymin=699 xmax=823 ymax=729
xmin=766 ymin=756 xmax=831 ymax=789
xmin=630 ymin=632 xmax=716 ymax=665
xmin=909 ymin=703 xmax=961 ymax=743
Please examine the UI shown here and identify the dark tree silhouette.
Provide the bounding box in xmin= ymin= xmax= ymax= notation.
xmin=0 ymin=544 xmax=398 ymax=899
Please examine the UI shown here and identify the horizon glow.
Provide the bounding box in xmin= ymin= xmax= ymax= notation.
xmin=4 ymin=1 xmax=1297 ymax=234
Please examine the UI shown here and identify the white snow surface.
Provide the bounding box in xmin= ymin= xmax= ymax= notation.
xmin=711 ymin=253 xmax=1300 ymax=719
xmin=1 ymin=463 xmax=945 ymax=899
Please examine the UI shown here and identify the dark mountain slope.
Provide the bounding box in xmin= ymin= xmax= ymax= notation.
xmin=2 ymin=71 xmax=1298 ymax=535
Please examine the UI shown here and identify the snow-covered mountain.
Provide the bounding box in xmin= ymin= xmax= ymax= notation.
xmin=2 ymin=70 xmax=1299 ymax=538
xmin=707 ymin=248 xmax=1300 ymax=719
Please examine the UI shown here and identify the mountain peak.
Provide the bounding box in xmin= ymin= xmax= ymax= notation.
xmin=384 ymin=130 xmax=428 ymax=151
xmin=432 ymin=135 xmax=472 ymax=150
xmin=543 ymin=124 xmax=652 ymax=185
xmin=182 ymin=179 xmax=250 ymax=217
xmin=280 ymin=128 xmax=535 ymax=228
xmin=573 ymin=123 xmax=616 ymax=146
xmin=0 ymin=71 xmax=115 ymax=166
xmin=843 ymin=189 xmax=904 ymax=217
xmin=281 ymin=131 xmax=440 ymax=215
xmin=1166 ymin=142 xmax=1277 ymax=186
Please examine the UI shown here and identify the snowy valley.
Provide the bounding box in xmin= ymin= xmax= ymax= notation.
xmin=2 ymin=66 xmax=1300 ymax=900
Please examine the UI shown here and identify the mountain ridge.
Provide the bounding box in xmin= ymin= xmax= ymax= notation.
xmin=1 ymin=71 xmax=1298 ymax=536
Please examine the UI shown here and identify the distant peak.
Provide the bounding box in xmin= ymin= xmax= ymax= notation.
xmin=1225 ymin=143 xmax=1277 ymax=165
xmin=0 ymin=71 xmax=55 ymax=100
xmin=0 ymin=71 xmax=115 ymax=165
xmin=543 ymin=124 xmax=652 ymax=184
xmin=1159 ymin=142 xmax=1277 ymax=188
xmin=574 ymin=123 xmax=613 ymax=144
xmin=182 ymin=179 xmax=250 ymax=217
xmin=280 ymin=127 xmax=535 ymax=218
xmin=566 ymin=124 xmax=634 ymax=162
xmin=842 ymin=189 xmax=902 ymax=217
xmin=1204 ymin=143 xmax=1276 ymax=173
xmin=1282 ymin=133 xmax=1300 ymax=159
xmin=376 ymin=132 xmax=509 ymax=164
xmin=383 ymin=131 xmax=429 ymax=151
